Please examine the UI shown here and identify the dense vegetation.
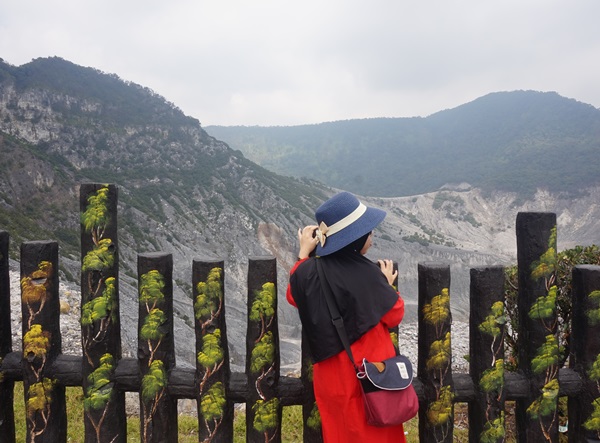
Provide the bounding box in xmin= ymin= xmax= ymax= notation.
xmin=0 ymin=57 xmax=197 ymax=127
xmin=207 ymin=91 xmax=600 ymax=198
xmin=0 ymin=132 xmax=79 ymax=261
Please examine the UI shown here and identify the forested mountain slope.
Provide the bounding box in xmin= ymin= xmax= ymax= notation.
xmin=207 ymin=91 xmax=600 ymax=197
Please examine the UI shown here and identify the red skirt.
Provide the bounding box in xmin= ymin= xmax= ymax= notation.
xmin=313 ymin=321 xmax=408 ymax=443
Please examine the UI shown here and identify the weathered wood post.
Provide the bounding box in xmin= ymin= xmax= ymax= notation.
xmin=418 ymin=262 xmax=454 ymax=443
xmin=137 ymin=253 xmax=177 ymax=443
xmin=469 ymin=266 xmax=506 ymax=443
xmin=192 ymin=259 xmax=234 ymax=442
xmin=301 ymin=334 xmax=322 ymax=443
xmin=515 ymin=212 xmax=559 ymax=442
xmin=80 ymin=183 xmax=126 ymax=443
xmin=568 ymin=264 xmax=600 ymax=441
xmin=0 ymin=231 xmax=15 ymax=443
xmin=20 ymin=241 xmax=67 ymax=442
xmin=245 ymin=257 xmax=281 ymax=443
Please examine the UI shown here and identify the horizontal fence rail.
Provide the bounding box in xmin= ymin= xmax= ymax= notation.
xmin=0 ymin=184 xmax=599 ymax=443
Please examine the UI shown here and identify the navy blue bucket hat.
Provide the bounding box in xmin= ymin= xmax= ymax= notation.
xmin=315 ymin=192 xmax=386 ymax=256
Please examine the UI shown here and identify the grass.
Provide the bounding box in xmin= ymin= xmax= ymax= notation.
xmin=9 ymin=382 xmax=466 ymax=442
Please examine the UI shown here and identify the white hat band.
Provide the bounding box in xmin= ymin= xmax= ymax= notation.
xmin=317 ymin=202 xmax=367 ymax=245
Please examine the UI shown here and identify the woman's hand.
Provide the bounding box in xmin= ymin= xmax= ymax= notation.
xmin=297 ymin=225 xmax=319 ymax=260
xmin=377 ymin=259 xmax=398 ymax=286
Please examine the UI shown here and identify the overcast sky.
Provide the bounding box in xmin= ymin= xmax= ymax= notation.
xmin=1 ymin=1 xmax=599 ymax=126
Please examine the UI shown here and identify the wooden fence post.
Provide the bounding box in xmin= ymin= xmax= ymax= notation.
xmin=0 ymin=231 xmax=15 ymax=443
xmin=192 ymin=259 xmax=234 ymax=442
xmin=568 ymin=264 xmax=600 ymax=441
xmin=20 ymin=241 xmax=67 ymax=443
xmin=80 ymin=183 xmax=126 ymax=443
xmin=468 ymin=266 xmax=506 ymax=443
xmin=245 ymin=257 xmax=281 ymax=443
xmin=418 ymin=262 xmax=454 ymax=443
xmin=515 ymin=212 xmax=558 ymax=442
xmin=137 ymin=253 xmax=177 ymax=443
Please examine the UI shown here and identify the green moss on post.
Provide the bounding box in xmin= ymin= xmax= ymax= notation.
xmin=137 ymin=253 xmax=177 ymax=443
xmin=20 ymin=241 xmax=67 ymax=443
xmin=515 ymin=212 xmax=559 ymax=442
xmin=469 ymin=266 xmax=506 ymax=443
xmin=80 ymin=183 xmax=125 ymax=443
xmin=418 ymin=262 xmax=454 ymax=443
xmin=246 ymin=257 xmax=281 ymax=443
xmin=193 ymin=259 xmax=234 ymax=442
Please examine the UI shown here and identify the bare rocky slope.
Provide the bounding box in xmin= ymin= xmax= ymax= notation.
xmin=360 ymin=184 xmax=600 ymax=324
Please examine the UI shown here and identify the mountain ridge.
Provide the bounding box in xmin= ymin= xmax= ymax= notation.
xmin=206 ymin=90 xmax=600 ymax=197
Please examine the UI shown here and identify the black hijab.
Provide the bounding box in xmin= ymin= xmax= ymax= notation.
xmin=289 ymin=244 xmax=399 ymax=363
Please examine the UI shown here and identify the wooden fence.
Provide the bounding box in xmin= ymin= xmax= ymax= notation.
xmin=1 ymin=183 xmax=600 ymax=442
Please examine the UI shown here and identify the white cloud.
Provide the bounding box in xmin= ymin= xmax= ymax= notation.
xmin=1 ymin=0 xmax=599 ymax=125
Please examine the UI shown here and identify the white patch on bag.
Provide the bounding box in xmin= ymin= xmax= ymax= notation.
xmin=396 ymin=361 xmax=409 ymax=379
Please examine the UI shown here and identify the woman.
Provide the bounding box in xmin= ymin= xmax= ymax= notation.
xmin=286 ymin=191 xmax=407 ymax=442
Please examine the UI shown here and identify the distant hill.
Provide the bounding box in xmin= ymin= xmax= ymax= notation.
xmin=206 ymin=91 xmax=600 ymax=197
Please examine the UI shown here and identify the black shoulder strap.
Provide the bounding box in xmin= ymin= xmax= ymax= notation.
xmin=316 ymin=258 xmax=359 ymax=372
